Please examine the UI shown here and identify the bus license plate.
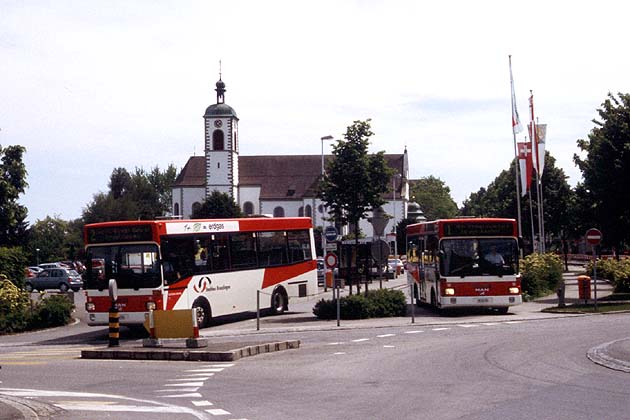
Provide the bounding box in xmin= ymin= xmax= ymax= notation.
xmin=477 ymin=298 xmax=490 ymax=303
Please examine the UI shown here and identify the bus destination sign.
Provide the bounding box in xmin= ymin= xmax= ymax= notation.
xmin=443 ymin=221 xmax=514 ymax=237
xmin=87 ymin=225 xmax=154 ymax=244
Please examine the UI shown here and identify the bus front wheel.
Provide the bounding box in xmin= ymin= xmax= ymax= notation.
xmin=193 ymin=298 xmax=212 ymax=328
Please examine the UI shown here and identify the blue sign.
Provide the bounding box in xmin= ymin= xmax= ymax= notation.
xmin=324 ymin=226 xmax=338 ymax=242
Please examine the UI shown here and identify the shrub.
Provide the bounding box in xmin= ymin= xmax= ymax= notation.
xmin=0 ymin=247 xmax=28 ymax=288
xmin=0 ymin=275 xmax=31 ymax=333
xmin=313 ymin=288 xmax=407 ymax=320
xmin=520 ymin=253 xmax=563 ymax=299
xmin=30 ymin=294 xmax=75 ymax=328
xmin=587 ymin=258 xmax=630 ymax=293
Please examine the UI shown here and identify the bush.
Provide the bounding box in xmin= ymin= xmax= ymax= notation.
xmin=520 ymin=253 xmax=563 ymax=299
xmin=587 ymin=258 xmax=630 ymax=293
xmin=313 ymin=288 xmax=407 ymax=320
xmin=0 ymin=247 xmax=28 ymax=288
xmin=29 ymin=294 xmax=75 ymax=328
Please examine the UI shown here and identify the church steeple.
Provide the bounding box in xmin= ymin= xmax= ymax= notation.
xmin=215 ymin=78 xmax=226 ymax=104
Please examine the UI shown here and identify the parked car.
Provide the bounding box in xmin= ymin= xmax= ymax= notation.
xmin=38 ymin=262 xmax=64 ymax=270
xmin=25 ymin=267 xmax=83 ymax=292
xmin=25 ymin=266 xmax=43 ymax=277
xmin=388 ymin=258 xmax=404 ymax=274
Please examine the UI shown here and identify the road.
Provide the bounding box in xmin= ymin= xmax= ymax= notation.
xmin=1 ymin=289 xmax=629 ymax=419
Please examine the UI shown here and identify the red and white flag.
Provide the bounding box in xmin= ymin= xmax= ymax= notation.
xmin=510 ymin=61 xmax=523 ymax=135
xmin=518 ymin=141 xmax=533 ymax=196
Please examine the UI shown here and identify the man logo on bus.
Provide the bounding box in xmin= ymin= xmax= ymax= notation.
xmin=194 ymin=276 xmax=212 ymax=293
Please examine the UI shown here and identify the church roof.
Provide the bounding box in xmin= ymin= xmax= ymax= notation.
xmin=204 ymin=103 xmax=238 ymax=118
xmin=173 ymin=153 xmax=406 ymax=200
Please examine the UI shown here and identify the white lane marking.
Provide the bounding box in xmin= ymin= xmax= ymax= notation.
xmin=432 ymin=328 xmax=450 ymax=331
xmin=54 ymin=403 xmax=193 ymax=413
xmin=206 ymin=408 xmax=231 ymax=415
xmin=186 ymin=373 xmax=214 ymax=377
xmin=352 ymin=338 xmax=369 ymax=342
xmin=192 ymin=400 xmax=213 ymax=407
xmin=482 ymin=322 xmax=500 ymax=326
xmin=383 ymin=345 xmax=396 ymax=348
xmin=186 ymin=368 xmax=224 ymax=373
xmin=161 ymin=393 xmax=203 ymax=398
xmin=204 ymin=364 xmax=234 ymax=368
xmin=327 ymin=342 xmax=343 ymax=345
xmin=164 ymin=382 xmax=204 ymax=387
xmin=504 ymin=321 xmax=523 ymax=324
xmin=404 ymin=330 xmax=424 ymax=334
xmin=169 ymin=377 xmax=211 ymax=381
xmin=333 ymin=352 xmax=346 ymax=355
xmin=155 ymin=388 xmax=199 ymax=393
xmin=377 ymin=334 xmax=395 ymax=338
xmin=458 ymin=324 xmax=479 ymax=328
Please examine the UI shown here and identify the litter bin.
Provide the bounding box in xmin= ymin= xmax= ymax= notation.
xmin=325 ymin=270 xmax=334 ymax=288
xmin=577 ymin=275 xmax=591 ymax=301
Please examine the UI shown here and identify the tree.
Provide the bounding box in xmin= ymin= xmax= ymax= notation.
xmin=461 ymin=152 xmax=574 ymax=251
xmin=574 ymin=92 xmax=630 ymax=252
xmin=83 ymin=165 xmax=177 ymax=223
xmin=409 ymin=176 xmax=458 ymax=220
xmin=192 ymin=190 xmax=242 ymax=219
xmin=318 ymin=119 xmax=394 ymax=293
xmin=26 ymin=216 xmax=71 ymax=263
xmin=0 ymin=145 xmax=28 ymax=246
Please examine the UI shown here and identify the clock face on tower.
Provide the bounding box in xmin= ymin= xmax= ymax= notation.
xmin=214 ymin=120 xmax=223 ymax=128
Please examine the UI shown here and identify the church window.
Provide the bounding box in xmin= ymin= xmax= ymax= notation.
xmin=298 ymin=206 xmax=304 ymax=217
xmin=243 ymin=201 xmax=254 ymax=216
xmin=273 ymin=206 xmax=285 ymax=217
xmin=174 ymin=203 xmax=180 ymax=216
xmin=305 ymin=205 xmax=312 ymax=217
xmin=212 ymin=129 xmax=224 ymax=150
xmin=192 ymin=202 xmax=201 ymax=216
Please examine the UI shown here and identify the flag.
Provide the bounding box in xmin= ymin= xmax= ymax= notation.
xmin=528 ymin=93 xmax=540 ymax=174
xmin=518 ymin=142 xmax=533 ymax=196
xmin=535 ymin=124 xmax=546 ymax=176
xmin=509 ymin=60 xmax=523 ymax=134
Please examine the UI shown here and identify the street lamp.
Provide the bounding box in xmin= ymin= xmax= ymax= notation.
xmin=321 ymin=135 xmax=334 ymax=176
xmin=36 ymin=248 xmax=40 ymax=266
xmin=392 ymin=173 xmax=402 ymax=257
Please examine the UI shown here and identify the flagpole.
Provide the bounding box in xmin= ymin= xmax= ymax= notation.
xmin=509 ymin=56 xmax=523 ymax=239
xmin=529 ymin=90 xmax=544 ymax=253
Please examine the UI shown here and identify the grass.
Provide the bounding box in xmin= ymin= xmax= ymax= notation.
xmin=543 ymin=301 xmax=630 ymax=313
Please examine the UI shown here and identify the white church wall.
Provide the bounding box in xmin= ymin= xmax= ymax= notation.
xmin=239 ymin=186 xmax=260 ymax=215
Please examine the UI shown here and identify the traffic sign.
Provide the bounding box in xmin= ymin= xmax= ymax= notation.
xmin=585 ymin=228 xmax=602 ymax=245
xmin=325 ymin=252 xmax=338 ymax=269
xmin=324 ymin=226 xmax=338 ymax=242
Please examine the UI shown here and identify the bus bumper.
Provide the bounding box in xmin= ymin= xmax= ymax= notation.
xmin=439 ymin=295 xmax=522 ymax=308
xmin=87 ymin=311 xmax=148 ymax=326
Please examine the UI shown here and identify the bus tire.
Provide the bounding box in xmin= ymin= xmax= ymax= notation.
xmin=193 ymin=298 xmax=212 ymax=328
xmin=495 ymin=307 xmax=509 ymax=315
xmin=270 ymin=288 xmax=287 ymax=315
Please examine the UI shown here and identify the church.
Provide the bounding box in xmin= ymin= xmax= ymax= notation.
xmin=171 ymin=77 xmax=414 ymax=238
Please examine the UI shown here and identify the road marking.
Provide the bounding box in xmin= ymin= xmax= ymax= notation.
xmin=377 ymin=334 xmax=396 ymax=338
xmin=333 ymin=352 xmax=346 ymax=355
xmin=54 ymin=403 xmax=195 ymax=413
xmin=186 ymin=368 xmax=224 ymax=373
xmin=204 ymin=364 xmax=234 ymax=368
xmin=327 ymin=342 xmax=343 ymax=345
xmin=206 ymin=408 xmax=231 ymax=415
xmin=383 ymin=345 xmax=396 ymax=348
xmin=432 ymin=328 xmax=450 ymax=331
xmin=186 ymin=373 xmax=215 ymax=377
xmin=162 ymin=393 xmax=203 ymax=398
xmin=458 ymin=324 xmax=479 ymax=328
xmin=192 ymin=400 xmax=214 ymax=407
xmin=352 ymin=338 xmax=369 ymax=342
xmin=504 ymin=321 xmax=523 ymax=324
xmin=482 ymin=322 xmax=500 ymax=326
xmin=169 ymin=377 xmax=211 ymax=381
xmin=164 ymin=382 xmax=204 ymax=387
xmin=155 ymin=388 xmax=200 ymax=393
xmin=404 ymin=330 xmax=424 ymax=334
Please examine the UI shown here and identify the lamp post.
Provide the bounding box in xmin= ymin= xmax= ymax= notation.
xmin=36 ymin=248 xmax=40 ymax=266
xmin=321 ymin=135 xmax=334 ymax=177
xmin=320 ymin=135 xmax=334 ymax=257
xmin=392 ymin=174 xmax=402 ymax=257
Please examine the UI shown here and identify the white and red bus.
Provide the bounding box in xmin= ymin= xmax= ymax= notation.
xmin=83 ymin=217 xmax=317 ymax=328
xmin=406 ymin=218 xmax=522 ymax=313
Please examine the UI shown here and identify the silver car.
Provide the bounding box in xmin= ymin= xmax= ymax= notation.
xmin=25 ymin=268 xmax=83 ymax=292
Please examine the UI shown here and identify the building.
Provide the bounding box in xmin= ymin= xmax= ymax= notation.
xmin=171 ymin=77 xmax=410 ymax=239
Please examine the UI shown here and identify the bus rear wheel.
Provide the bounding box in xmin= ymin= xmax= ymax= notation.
xmin=193 ymin=298 xmax=212 ymax=328
xmin=270 ymin=289 xmax=287 ymax=315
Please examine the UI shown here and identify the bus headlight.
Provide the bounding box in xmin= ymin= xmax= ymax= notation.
xmin=444 ymin=288 xmax=455 ymax=296
xmin=146 ymin=301 xmax=157 ymax=311
xmin=85 ymin=302 xmax=96 ymax=311
xmin=509 ymin=287 xmax=520 ymax=294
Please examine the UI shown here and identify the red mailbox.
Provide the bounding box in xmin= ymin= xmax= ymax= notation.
xmin=577 ymin=275 xmax=591 ymax=301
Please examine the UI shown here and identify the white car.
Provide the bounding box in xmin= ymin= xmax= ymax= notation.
xmin=388 ymin=258 xmax=404 ymax=274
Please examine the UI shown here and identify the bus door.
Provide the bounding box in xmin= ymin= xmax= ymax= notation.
xmin=423 ymin=235 xmax=439 ymax=303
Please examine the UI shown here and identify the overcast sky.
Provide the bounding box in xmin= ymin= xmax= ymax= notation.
xmin=2 ymin=0 xmax=628 ymax=223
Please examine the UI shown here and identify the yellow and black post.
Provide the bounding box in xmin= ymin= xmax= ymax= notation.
xmin=108 ymin=279 xmax=120 ymax=347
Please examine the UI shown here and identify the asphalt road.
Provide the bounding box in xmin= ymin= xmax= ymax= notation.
xmin=1 ymin=298 xmax=629 ymax=419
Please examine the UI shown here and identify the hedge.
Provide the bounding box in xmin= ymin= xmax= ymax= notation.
xmin=520 ymin=253 xmax=563 ymax=299
xmin=313 ymin=288 xmax=407 ymax=320
xmin=587 ymin=258 xmax=630 ymax=293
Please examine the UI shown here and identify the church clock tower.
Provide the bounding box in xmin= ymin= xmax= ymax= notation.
xmin=204 ymin=76 xmax=239 ymax=200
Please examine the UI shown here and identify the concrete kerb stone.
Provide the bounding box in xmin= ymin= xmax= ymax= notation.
xmin=587 ymin=338 xmax=630 ymax=373
xmin=80 ymin=339 xmax=300 ymax=362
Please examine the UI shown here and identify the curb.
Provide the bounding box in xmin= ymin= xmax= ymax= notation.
xmin=587 ymin=338 xmax=630 ymax=373
xmin=80 ymin=340 xmax=300 ymax=362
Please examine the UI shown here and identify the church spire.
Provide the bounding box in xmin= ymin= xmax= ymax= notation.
xmin=215 ymin=60 xmax=225 ymax=104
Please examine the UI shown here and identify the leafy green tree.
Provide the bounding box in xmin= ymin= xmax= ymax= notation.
xmin=461 ymin=152 xmax=574 ymax=250
xmin=0 ymin=145 xmax=28 ymax=246
xmin=83 ymin=165 xmax=177 ymax=223
xmin=26 ymin=216 xmax=81 ymax=263
xmin=396 ymin=217 xmax=417 ymax=256
xmin=192 ymin=190 xmax=242 ymax=219
xmin=409 ymin=176 xmax=458 ymax=220
xmin=574 ymin=92 xmax=630 ymax=252
xmin=318 ymin=119 xmax=394 ymax=293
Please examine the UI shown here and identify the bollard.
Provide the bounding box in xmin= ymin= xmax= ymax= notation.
xmin=108 ymin=303 xmax=120 ymax=347
xmin=191 ymin=307 xmax=199 ymax=338
xmin=148 ymin=309 xmax=156 ymax=339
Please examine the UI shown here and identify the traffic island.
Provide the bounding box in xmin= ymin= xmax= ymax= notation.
xmin=81 ymin=340 xmax=300 ymax=362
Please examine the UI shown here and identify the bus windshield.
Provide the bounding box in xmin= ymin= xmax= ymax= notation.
xmin=85 ymin=244 xmax=161 ymax=290
xmin=440 ymin=238 xmax=518 ymax=277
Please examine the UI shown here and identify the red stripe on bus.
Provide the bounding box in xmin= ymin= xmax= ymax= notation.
xmin=87 ymin=295 xmax=153 ymax=312
xmin=439 ymin=280 xmax=520 ymax=297
xmin=262 ymin=260 xmax=316 ymax=289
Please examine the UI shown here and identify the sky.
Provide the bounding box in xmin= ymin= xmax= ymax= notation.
xmin=2 ymin=0 xmax=629 ymax=224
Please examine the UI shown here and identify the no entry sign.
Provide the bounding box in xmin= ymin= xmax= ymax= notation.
xmin=325 ymin=252 xmax=338 ymax=269
xmin=585 ymin=228 xmax=602 ymax=245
